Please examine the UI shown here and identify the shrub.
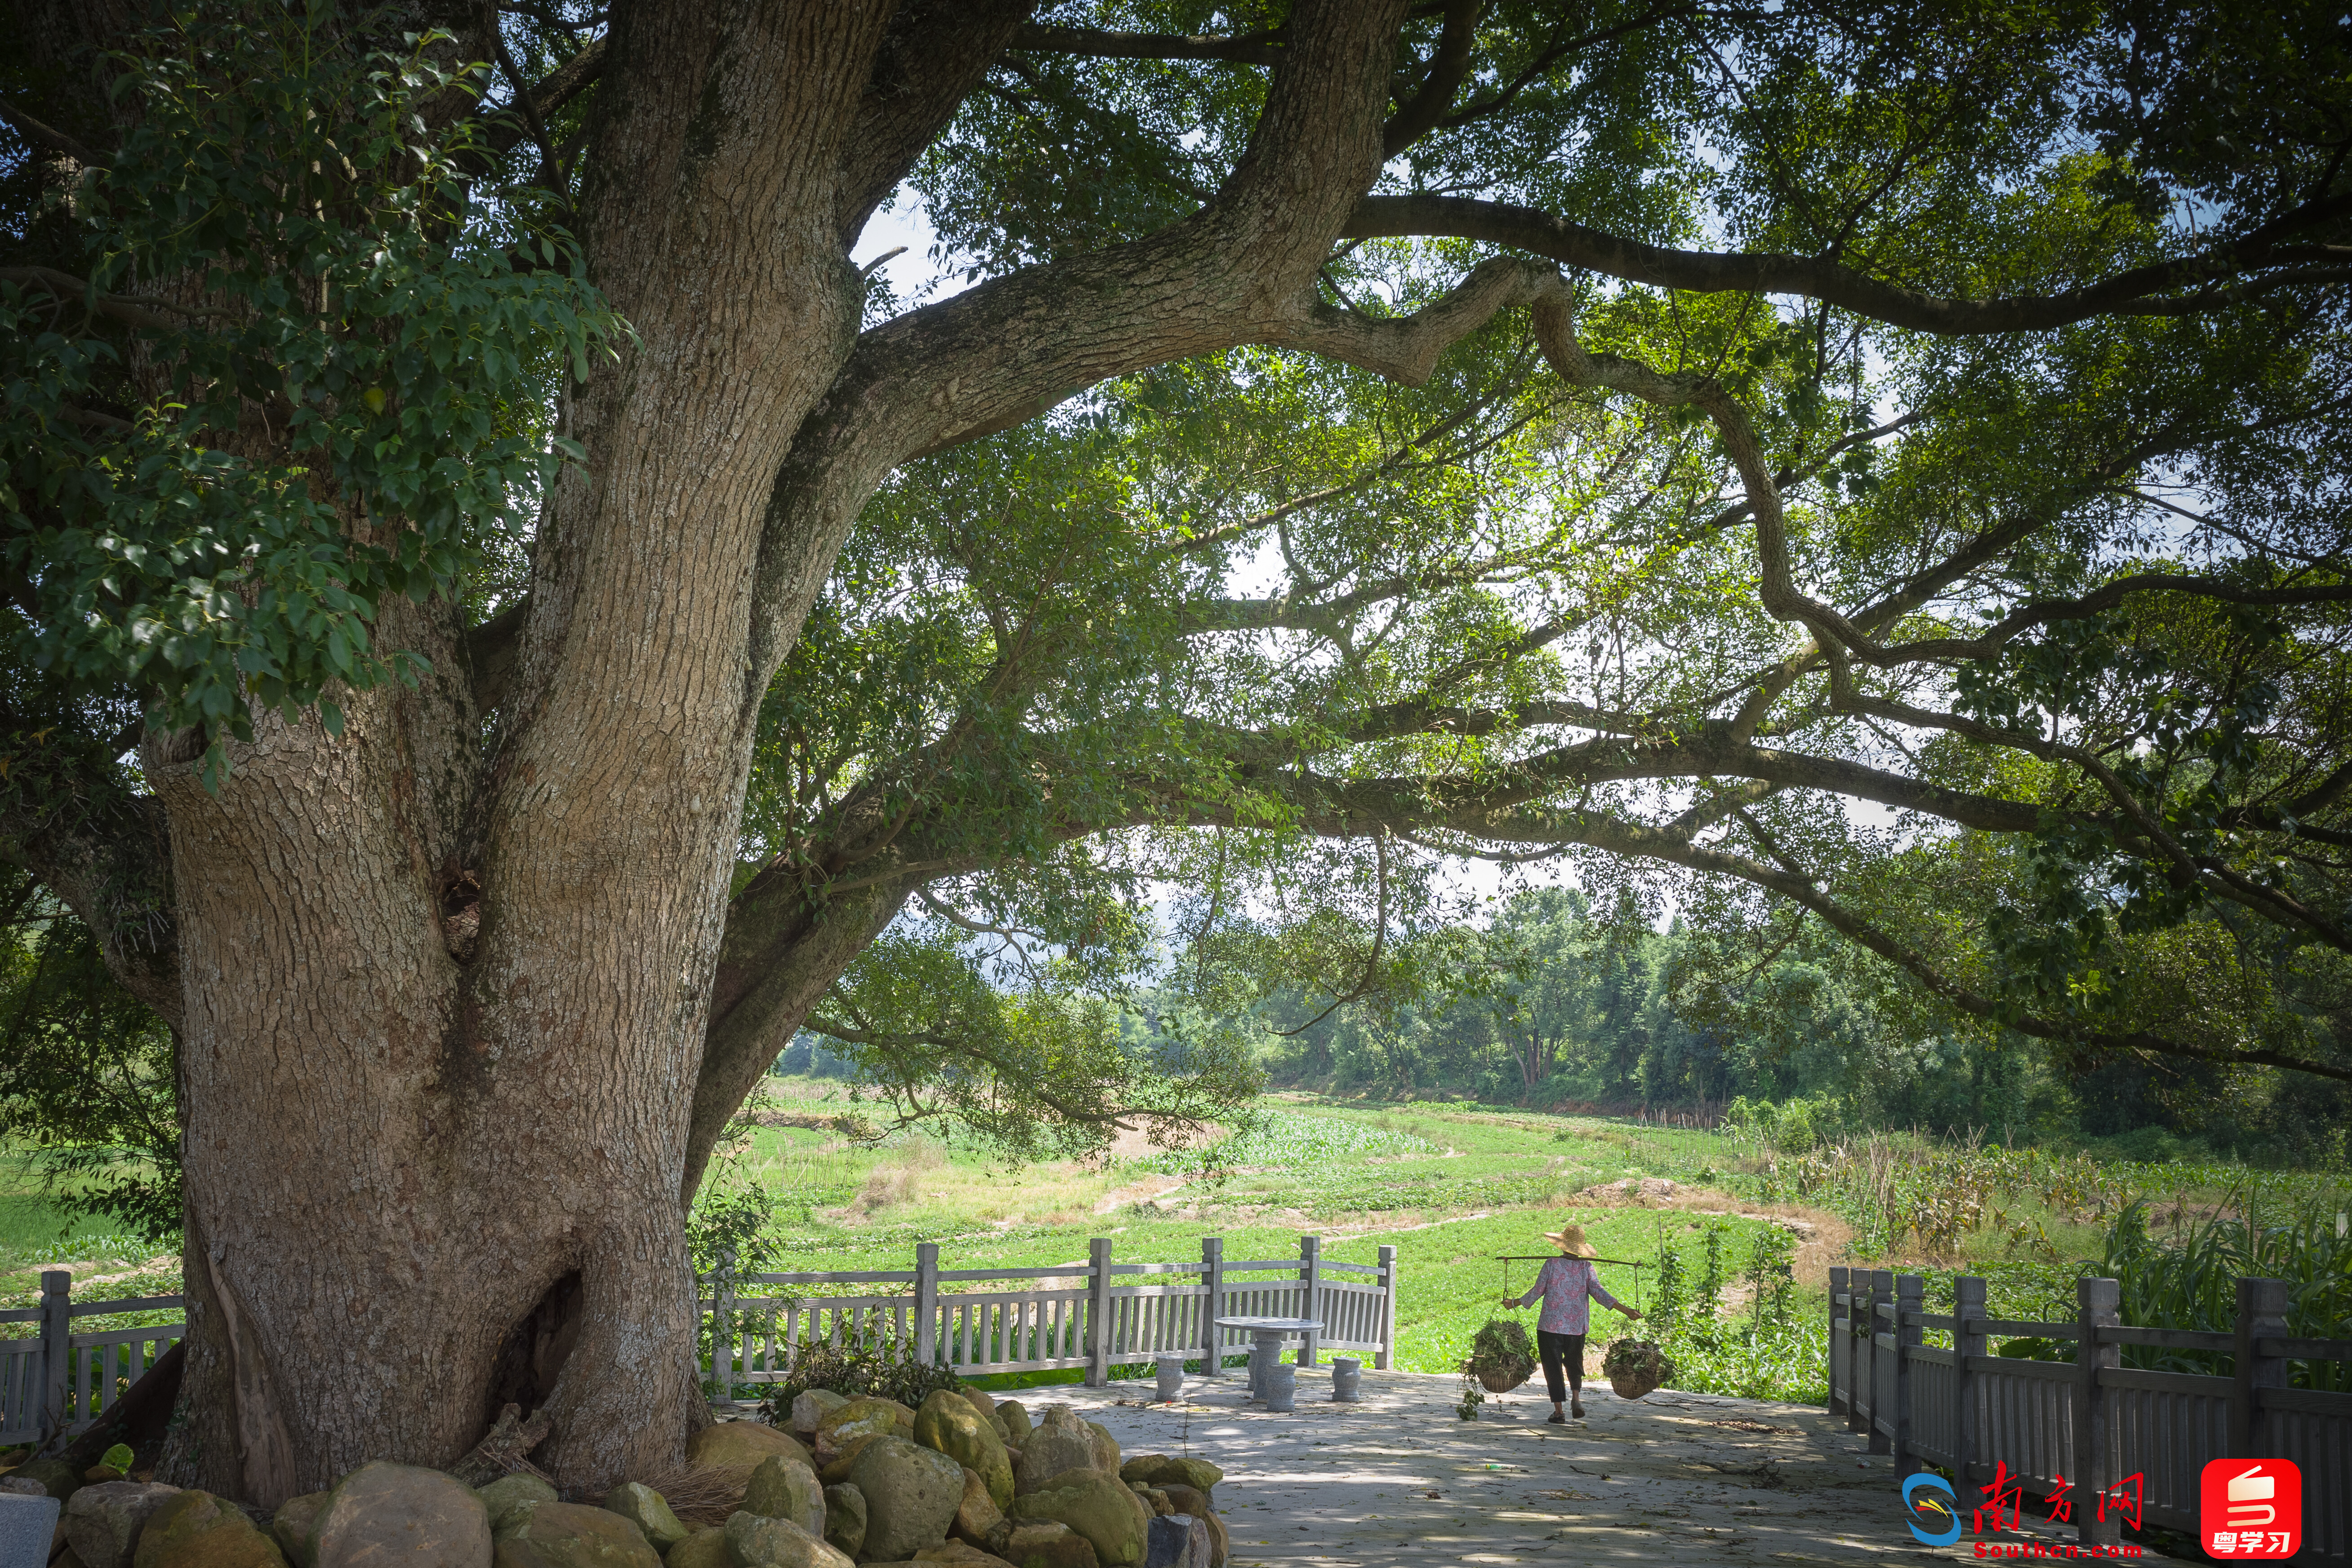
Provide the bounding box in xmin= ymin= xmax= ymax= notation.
xmin=757 ymin=1321 xmax=964 ymax=1418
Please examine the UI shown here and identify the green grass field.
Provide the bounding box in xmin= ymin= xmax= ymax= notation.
xmin=11 ymin=1081 xmax=2343 ymax=1406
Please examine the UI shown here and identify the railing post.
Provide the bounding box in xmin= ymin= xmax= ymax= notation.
xmin=1084 ymin=1237 xmax=1114 ymax=1388
xmin=1298 ymin=1235 xmax=1321 ymax=1367
xmin=1198 ymin=1236 xmax=1224 ymax=1377
xmin=1844 ymin=1269 xmax=1862 ymax=1439
xmin=1375 ymin=1244 xmax=1397 ymax=1371
xmin=2230 ymin=1276 xmax=2290 ymax=1458
xmin=915 ymin=1243 xmax=939 ymax=1367
xmin=2076 ymin=1276 xmax=2120 ymax=1549
xmin=1828 ymin=1266 xmax=1849 ymax=1417
xmin=40 ymin=1270 xmax=71 ymax=1444
xmin=708 ymin=1275 xmax=737 ymax=1407
xmin=1892 ymin=1274 xmax=1923 ymax=1477
xmin=1955 ymin=1275 xmax=1986 ymax=1491
xmin=1867 ymin=1269 xmax=1893 ymax=1454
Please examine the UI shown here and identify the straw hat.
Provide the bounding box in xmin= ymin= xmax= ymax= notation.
xmin=1540 ymin=1223 xmax=1599 ymax=1257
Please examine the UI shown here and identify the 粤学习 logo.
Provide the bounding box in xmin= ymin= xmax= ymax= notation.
xmin=1904 ymin=1473 xmax=1965 ymax=1547
xmin=2201 ymin=1460 xmax=2299 ymax=1559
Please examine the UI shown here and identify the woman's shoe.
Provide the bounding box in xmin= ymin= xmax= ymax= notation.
xmin=1569 ymin=1401 xmax=1586 ymax=1419
xmin=1546 ymin=1409 xmax=1566 ymax=1423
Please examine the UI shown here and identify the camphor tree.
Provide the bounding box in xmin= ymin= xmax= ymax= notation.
xmin=3 ymin=0 xmax=2348 ymax=1500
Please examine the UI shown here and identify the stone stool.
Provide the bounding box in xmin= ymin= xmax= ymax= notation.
xmin=1264 ymin=1362 xmax=1297 ymax=1412
xmin=1331 ymin=1355 xmax=1362 ymax=1402
xmin=1155 ymin=1354 xmax=1186 ymax=1403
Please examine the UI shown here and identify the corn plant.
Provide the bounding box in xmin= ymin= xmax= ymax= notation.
xmin=1650 ymin=1241 xmax=1687 ymax=1332
xmin=1746 ymin=1227 xmax=1796 ymax=1327
xmin=2096 ymin=1193 xmax=2351 ymax=1391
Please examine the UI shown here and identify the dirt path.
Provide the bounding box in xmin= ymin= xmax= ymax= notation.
xmin=1051 ymin=1368 xmax=2092 ymax=1567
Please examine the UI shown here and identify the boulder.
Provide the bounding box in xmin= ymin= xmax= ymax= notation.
xmin=309 ymin=1460 xmax=490 ymax=1568
xmin=15 ymin=1457 xmax=82 ymax=1502
xmin=490 ymin=1501 xmax=659 ymax=1568
xmin=719 ymin=1510 xmax=854 ymax=1568
xmin=786 ymin=1391 xmax=848 ymax=1439
xmin=818 ymin=1484 xmax=864 ymax=1561
xmin=956 ymin=1391 xmax=1007 ymax=1442
xmin=1198 ymin=1512 xmax=1225 ymax=1568
xmin=64 ymin=1480 xmax=181 ymax=1568
xmin=998 ymin=1519 xmax=1097 ymax=1568
xmin=132 ymin=1492 xmax=287 ymax=1568
xmin=949 ymin=1466 xmax=1003 ymax=1551
xmin=1141 ymin=1516 xmax=1207 ymax=1568
xmin=1112 ymin=1460 xmax=1218 ymax=1496
xmin=687 ymin=1422 xmax=814 ymax=1476
xmin=993 ymin=1402 xmax=1031 ymax=1447
xmin=1005 ymin=1471 xmax=1149 ymax=1568
xmin=478 ymin=1476 xmax=558 ymax=1535
xmin=664 ymin=1528 xmax=728 ymax=1568
xmin=741 ymin=1457 xmax=824 ymax=1537
xmin=1127 ymin=1488 xmax=1168 ymax=1519
xmin=1010 ymin=1410 xmax=1094 ymax=1497
xmin=85 ymin=1466 xmax=126 ymax=1484
xmin=1081 ymin=1427 xmax=1118 ymax=1478
xmin=600 ymin=1484 xmax=687 ymax=1553
xmin=913 ymin=1541 xmax=1018 ymax=1568
xmin=0 ymin=1491 xmax=63 ymax=1568
xmin=842 ymin=1437 xmax=962 ymax=1562
xmin=270 ymin=1493 xmax=327 ymax=1568
xmin=811 ymin=1398 xmax=906 ymax=1466
xmin=913 ymin=1391 xmax=1011 ymax=1509
xmin=815 ymin=1434 xmax=881 ymax=1488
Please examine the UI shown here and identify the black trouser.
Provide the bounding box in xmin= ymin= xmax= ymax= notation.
xmin=1537 ymin=1330 xmax=1585 ymax=1403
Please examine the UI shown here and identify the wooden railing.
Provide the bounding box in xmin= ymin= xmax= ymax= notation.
xmin=705 ymin=1234 xmax=1398 ymax=1393
xmin=4 ymin=1234 xmax=1402 ymax=1450
xmin=1830 ymin=1266 xmax=2351 ymax=1562
xmin=0 ymin=1271 xmax=185 ymax=1448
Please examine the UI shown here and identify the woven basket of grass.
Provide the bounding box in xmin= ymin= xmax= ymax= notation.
xmin=1602 ymin=1337 xmax=1674 ymax=1400
xmin=1461 ymin=1319 xmax=1536 ymax=1393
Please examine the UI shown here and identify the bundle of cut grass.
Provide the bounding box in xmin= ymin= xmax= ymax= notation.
xmin=1602 ymin=1337 xmax=1675 ymax=1399
xmin=1461 ymin=1319 xmax=1535 ymax=1393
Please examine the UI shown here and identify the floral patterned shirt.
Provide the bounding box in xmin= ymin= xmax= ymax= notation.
xmin=1513 ymin=1255 xmax=1624 ymax=1336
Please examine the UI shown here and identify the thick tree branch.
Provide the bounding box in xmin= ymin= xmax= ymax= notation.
xmin=1381 ymin=0 xmax=1480 ymax=156
xmin=1345 ymin=192 xmax=2352 ymax=334
xmin=837 ymin=1 xmax=1037 ymax=241
xmin=746 ymin=0 xmax=1412 ymax=696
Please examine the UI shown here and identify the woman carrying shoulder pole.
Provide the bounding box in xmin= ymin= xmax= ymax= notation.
xmin=1503 ymin=1222 xmax=1641 ymax=1421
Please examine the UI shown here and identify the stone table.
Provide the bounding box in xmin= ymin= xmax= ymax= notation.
xmin=1213 ymin=1316 xmax=1323 ymax=1403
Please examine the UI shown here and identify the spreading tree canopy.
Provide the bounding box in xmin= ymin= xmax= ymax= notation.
xmin=1 ymin=0 xmax=2346 ymax=1497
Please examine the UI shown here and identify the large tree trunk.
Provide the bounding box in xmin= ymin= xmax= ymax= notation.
xmin=150 ymin=3 xmax=900 ymax=1500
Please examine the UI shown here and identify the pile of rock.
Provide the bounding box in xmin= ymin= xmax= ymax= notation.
xmin=4 ymin=1388 xmax=1226 ymax=1568
xmin=769 ymin=1385 xmax=1226 ymax=1568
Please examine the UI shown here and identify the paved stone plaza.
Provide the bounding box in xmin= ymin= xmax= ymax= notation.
xmin=1056 ymin=1368 xmax=2101 ymax=1567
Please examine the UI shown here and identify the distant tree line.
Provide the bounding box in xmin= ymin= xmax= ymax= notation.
xmin=1130 ymin=887 xmax=2352 ymax=1169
